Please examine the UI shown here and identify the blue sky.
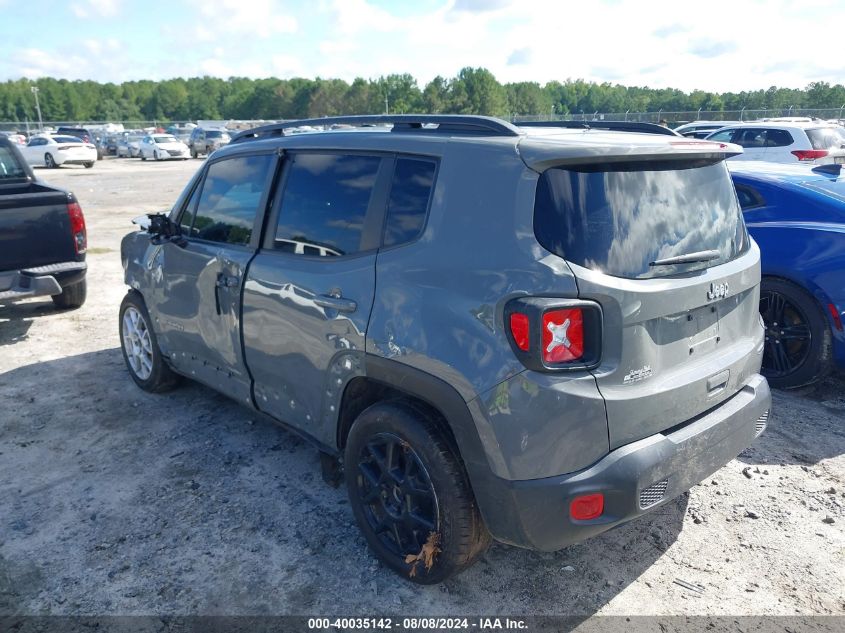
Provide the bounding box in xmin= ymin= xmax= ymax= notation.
xmin=1 ymin=0 xmax=844 ymax=93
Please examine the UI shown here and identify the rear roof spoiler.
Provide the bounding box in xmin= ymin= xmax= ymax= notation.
xmin=515 ymin=120 xmax=681 ymax=137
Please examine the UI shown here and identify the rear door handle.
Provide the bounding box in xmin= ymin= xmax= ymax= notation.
xmin=314 ymin=294 xmax=357 ymax=313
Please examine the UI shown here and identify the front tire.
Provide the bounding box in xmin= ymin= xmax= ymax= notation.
xmin=119 ymin=292 xmax=181 ymax=392
xmin=83 ymin=161 xmax=94 ymax=169
xmin=52 ymin=279 xmax=86 ymax=309
xmin=345 ymin=402 xmax=490 ymax=584
xmin=760 ymin=277 xmax=831 ymax=389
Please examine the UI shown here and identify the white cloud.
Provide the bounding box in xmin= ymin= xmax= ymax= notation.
xmin=189 ymin=0 xmax=298 ymax=38
xmin=71 ymin=0 xmax=121 ymax=18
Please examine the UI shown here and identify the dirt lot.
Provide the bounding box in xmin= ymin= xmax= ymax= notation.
xmin=1 ymin=158 xmax=843 ymax=618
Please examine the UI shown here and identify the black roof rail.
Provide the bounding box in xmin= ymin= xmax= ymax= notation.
xmin=230 ymin=114 xmax=523 ymax=143
xmin=515 ymin=120 xmax=681 ymax=137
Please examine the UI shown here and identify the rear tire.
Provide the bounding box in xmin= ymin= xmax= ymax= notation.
xmin=119 ymin=292 xmax=181 ymax=392
xmin=760 ymin=277 xmax=831 ymax=389
xmin=83 ymin=161 xmax=94 ymax=169
xmin=345 ymin=402 xmax=490 ymax=584
xmin=51 ymin=279 xmax=86 ymax=309
xmin=44 ymin=153 xmax=57 ymax=168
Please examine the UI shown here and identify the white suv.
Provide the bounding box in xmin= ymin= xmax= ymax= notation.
xmin=705 ymin=121 xmax=845 ymax=165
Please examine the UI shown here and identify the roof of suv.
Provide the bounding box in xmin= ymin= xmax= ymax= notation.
xmin=217 ymin=115 xmax=741 ymax=169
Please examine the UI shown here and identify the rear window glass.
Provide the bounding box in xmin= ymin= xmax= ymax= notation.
xmin=533 ymin=160 xmax=750 ymax=279
xmin=807 ymin=128 xmax=845 ymax=150
xmin=803 ymin=178 xmax=845 ymax=204
xmin=53 ymin=136 xmax=83 ymax=143
xmin=0 ymin=146 xmax=26 ymax=179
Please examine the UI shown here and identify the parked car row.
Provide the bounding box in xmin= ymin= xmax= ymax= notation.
xmin=675 ymin=119 xmax=845 ymax=166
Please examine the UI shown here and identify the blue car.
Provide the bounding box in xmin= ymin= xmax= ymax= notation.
xmin=729 ymin=162 xmax=845 ymax=388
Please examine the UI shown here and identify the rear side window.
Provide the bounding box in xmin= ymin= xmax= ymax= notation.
xmin=765 ymin=129 xmax=793 ymax=147
xmin=533 ymin=160 xmax=750 ymax=279
xmin=0 ymin=146 xmax=26 ymax=179
xmin=191 ymin=154 xmax=273 ymax=245
xmin=733 ymin=129 xmax=767 ymax=148
xmin=807 ymin=128 xmax=845 ymax=150
xmin=383 ymin=158 xmax=436 ymax=247
xmin=275 ymin=153 xmax=381 ymax=257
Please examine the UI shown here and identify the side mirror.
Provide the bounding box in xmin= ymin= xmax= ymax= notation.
xmin=132 ymin=213 xmax=187 ymax=247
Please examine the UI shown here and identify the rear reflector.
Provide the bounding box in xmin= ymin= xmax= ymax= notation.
xmin=67 ymin=201 xmax=87 ymax=254
xmin=792 ymin=149 xmax=829 ymax=161
xmin=828 ymin=303 xmax=843 ymax=331
xmin=542 ymin=308 xmax=584 ymax=363
xmin=509 ymin=312 xmax=530 ymax=351
xmin=570 ymin=493 xmax=604 ymax=520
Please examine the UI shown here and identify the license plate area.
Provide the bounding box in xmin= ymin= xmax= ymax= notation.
xmin=687 ymin=304 xmax=720 ymax=356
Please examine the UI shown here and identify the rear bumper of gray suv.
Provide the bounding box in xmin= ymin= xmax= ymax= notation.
xmin=481 ymin=374 xmax=770 ymax=551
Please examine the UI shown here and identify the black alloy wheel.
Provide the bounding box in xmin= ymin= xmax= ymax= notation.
xmin=759 ymin=277 xmax=830 ymax=388
xmin=355 ymin=432 xmax=439 ymax=559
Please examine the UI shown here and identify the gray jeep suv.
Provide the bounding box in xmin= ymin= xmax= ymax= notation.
xmin=119 ymin=115 xmax=771 ymax=583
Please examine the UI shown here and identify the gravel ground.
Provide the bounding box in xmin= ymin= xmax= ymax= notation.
xmin=1 ymin=158 xmax=843 ymax=617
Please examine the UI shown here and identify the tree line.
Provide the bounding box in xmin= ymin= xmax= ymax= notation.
xmin=1 ymin=67 xmax=844 ymax=123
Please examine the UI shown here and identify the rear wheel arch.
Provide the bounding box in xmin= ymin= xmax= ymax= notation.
xmin=335 ymin=357 xmax=508 ymax=536
xmin=759 ymin=274 xmax=832 ymax=388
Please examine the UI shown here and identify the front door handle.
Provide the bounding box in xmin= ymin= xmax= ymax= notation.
xmin=215 ymin=274 xmax=240 ymax=288
xmin=314 ymin=294 xmax=357 ymax=313
xmin=214 ymin=273 xmax=240 ymax=315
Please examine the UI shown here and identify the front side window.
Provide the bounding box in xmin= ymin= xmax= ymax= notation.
xmin=275 ymin=153 xmax=381 ymax=257
xmin=190 ymin=154 xmax=273 ymax=245
xmin=707 ymin=129 xmax=735 ymax=142
xmin=533 ymin=159 xmax=750 ymax=279
xmin=383 ymin=158 xmax=436 ymax=247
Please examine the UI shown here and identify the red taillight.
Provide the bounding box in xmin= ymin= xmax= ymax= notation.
xmin=792 ymin=149 xmax=829 ymax=161
xmin=828 ymin=303 xmax=843 ymax=331
xmin=67 ymin=201 xmax=87 ymax=254
xmin=542 ymin=308 xmax=584 ymax=363
xmin=509 ymin=313 xmax=530 ymax=351
xmin=570 ymin=493 xmax=604 ymax=520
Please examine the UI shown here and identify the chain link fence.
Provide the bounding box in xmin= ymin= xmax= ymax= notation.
xmin=515 ymin=108 xmax=845 ymax=126
xmin=3 ymin=108 xmax=845 ymax=134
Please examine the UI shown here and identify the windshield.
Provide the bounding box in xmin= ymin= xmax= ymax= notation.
xmin=533 ymin=159 xmax=750 ymax=279
xmin=807 ymin=128 xmax=845 ymax=150
xmin=153 ymin=135 xmax=178 ymax=143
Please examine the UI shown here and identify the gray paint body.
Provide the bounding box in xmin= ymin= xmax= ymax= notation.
xmin=121 ymin=122 xmax=770 ymax=549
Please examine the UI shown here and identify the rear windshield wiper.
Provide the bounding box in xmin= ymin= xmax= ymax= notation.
xmin=649 ymin=249 xmax=721 ymax=267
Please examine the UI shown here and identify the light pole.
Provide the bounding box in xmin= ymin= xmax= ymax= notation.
xmin=624 ymin=109 xmax=629 ymax=122
xmin=31 ymin=86 xmax=43 ymax=131
xmin=384 ymin=96 xmax=389 ymax=115
xmin=697 ymin=107 xmax=702 ymax=121
xmin=840 ymin=103 xmax=845 ymax=122
xmin=740 ymin=106 xmax=746 ymax=121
